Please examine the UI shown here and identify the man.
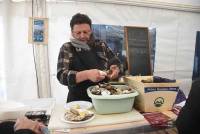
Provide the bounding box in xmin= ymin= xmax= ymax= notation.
xmin=57 ymin=13 xmax=121 ymax=102
xmin=176 ymin=78 xmax=200 ymax=134
xmin=0 ymin=117 xmax=45 ymax=134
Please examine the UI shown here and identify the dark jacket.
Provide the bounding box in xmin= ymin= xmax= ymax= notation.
xmin=0 ymin=121 xmax=35 ymax=134
xmin=176 ymin=78 xmax=200 ymax=134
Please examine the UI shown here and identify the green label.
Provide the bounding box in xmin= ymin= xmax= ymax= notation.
xmin=154 ymin=97 xmax=164 ymax=107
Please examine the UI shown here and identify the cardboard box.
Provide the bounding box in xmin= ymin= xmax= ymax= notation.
xmin=124 ymin=76 xmax=179 ymax=112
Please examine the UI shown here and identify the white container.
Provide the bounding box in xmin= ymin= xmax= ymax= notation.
xmin=87 ymin=85 xmax=139 ymax=114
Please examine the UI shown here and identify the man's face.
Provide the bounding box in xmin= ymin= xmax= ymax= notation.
xmin=72 ymin=24 xmax=92 ymax=43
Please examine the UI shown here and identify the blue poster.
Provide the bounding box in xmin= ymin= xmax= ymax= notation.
xmin=33 ymin=19 xmax=44 ymax=42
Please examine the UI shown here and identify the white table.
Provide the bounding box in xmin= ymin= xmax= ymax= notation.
xmin=48 ymin=102 xmax=177 ymax=134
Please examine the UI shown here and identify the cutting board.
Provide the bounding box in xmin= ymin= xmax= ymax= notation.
xmin=48 ymin=104 xmax=144 ymax=130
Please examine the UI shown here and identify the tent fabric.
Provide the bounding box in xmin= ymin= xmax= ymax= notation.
xmin=0 ymin=1 xmax=200 ymax=103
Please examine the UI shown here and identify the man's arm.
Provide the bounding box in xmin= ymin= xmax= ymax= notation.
xmin=104 ymin=44 xmax=121 ymax=67
xmin=57 ymin=44 xmax=71 ymax=86
xmin=103 ymin=43 xmax=121 ymax=80
xmin=76 ymin=69 xmax=106 ymax=83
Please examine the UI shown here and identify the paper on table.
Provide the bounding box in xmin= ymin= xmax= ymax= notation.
xmin=22 ymin=98 xmax=56 ymax=115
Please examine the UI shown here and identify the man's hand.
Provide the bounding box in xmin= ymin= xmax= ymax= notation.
xmin=107 ymin=65 xmax=120 ymax=80
xmin=14 ymin=117 xmax=45 ymax=134
xmin=86 ymin=69 xmax=107 ymax=82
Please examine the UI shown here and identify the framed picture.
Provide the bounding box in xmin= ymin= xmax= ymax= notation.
xmin=28 ymin=17 xmax=48 ymax=44
xmin=124 ymin=26 xmax=152 ymax=76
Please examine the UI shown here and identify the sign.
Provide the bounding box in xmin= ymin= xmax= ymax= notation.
xmin=125 ymin=26 xmax=152 ymax=75
xmin=28 ymin=17 xmax=48 ymax=44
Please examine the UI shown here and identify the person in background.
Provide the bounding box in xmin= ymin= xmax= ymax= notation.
xmin=0 ymin=117 xmax=45 ymax=134
xmin=57 ymin=13 xmax=121 ymax=102
xmin=176 ymin=77 xmax=200 ymax=134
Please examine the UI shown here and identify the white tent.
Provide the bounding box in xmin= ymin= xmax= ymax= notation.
xmin=0 ymin=0 xmax=200 ymax=104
